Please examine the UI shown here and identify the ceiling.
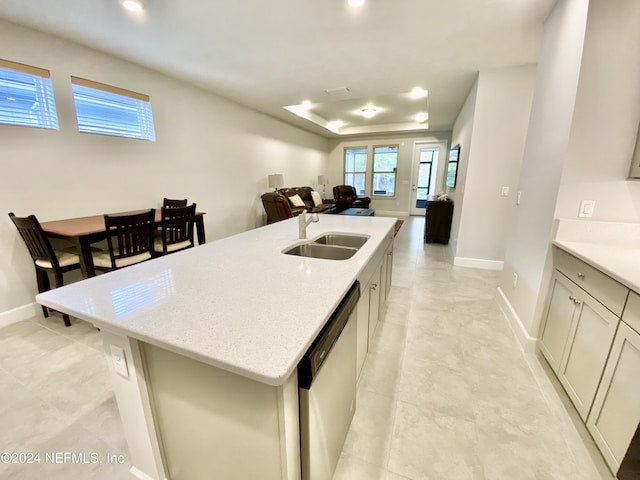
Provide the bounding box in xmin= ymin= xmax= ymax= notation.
xmin=0 ymin=0 xmax=557 ymax=138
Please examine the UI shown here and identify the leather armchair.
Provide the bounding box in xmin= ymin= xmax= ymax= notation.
xmin=333 ymin=185 xmax=371 ymax=211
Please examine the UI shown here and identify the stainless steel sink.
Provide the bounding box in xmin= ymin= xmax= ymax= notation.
xmin=312 ymin=234 xmax=369 ymax=249
xmin=283 ymin=243 xmax=357 ymax=260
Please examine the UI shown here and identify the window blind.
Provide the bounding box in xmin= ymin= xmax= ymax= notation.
xmin=0 ymin=59 xmax=59 ymax=130
xmin=71 ymin=76 xmax=156 ymax=141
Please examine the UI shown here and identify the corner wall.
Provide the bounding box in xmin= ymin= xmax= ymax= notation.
xmin=498 ymin=0 xmax=590 ymax=350
xmin=452 ymin=66 xmax=537 ymax=270
xmin=0 ymin=20 xmax=328 ymax=319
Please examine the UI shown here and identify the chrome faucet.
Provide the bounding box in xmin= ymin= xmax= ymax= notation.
xmin=298 ymin=210 xmax=319 ymax=239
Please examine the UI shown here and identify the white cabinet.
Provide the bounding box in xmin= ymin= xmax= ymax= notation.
xmin=355 ymin=236 xmax=393 ymax=379
xmin=368 ymin=263 xmax=382 ymax=346
xmin=587 ymin=321 xmax=640 ymax=472
xmin=539 ymin=271 xmax=619 ymax=420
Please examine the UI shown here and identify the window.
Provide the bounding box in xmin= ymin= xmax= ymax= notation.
xmin=372 ymin=145 xmax=398 ymax=197
xmin=0 ymin=59 xmax=58 ymax=130
xmin=344 ymin=147 xmax=367 ymax=195
xmin=71 ymin=76 xmax=155 ymax=141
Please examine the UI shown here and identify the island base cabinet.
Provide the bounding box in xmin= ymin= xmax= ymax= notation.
xmin=587 ymin=322 xmax=640 ymax=474
xmin=141 ymin=343 xmax=301 ymax=480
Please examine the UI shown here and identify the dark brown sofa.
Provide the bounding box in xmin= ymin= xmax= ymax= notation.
xmin=261 ymin=187 xmax=335 ymax=224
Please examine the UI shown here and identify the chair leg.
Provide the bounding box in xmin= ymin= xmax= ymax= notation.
xmin=52 ymin=271 xmax=72 ymax=327
xmin=35 ymin=269 xmax=51 ymax=317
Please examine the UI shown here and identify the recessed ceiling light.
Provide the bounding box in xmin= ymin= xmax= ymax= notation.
xmin=348 ymin=0 xmax=365 ymax=7
xmin=415 ymin=112 xmax=429 ymax=123
xmin=361 ymin=107 xmax=377 ymax=119
xmin=410 ymin=87 xmax=429 ymax=99
xmin=327 ymin=120 xmax=344 ymax=132
xmin=121 ymin=0 xmax=144 ymax=12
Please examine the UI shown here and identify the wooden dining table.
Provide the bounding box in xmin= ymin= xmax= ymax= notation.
xmin=41 ymin=209 xmax=206 ymax=278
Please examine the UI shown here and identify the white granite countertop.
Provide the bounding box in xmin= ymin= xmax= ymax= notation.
xmin=36 ymin=215 xmax=396 ymax=386
xmin=553 ymin=219 xmax=640 ymax=293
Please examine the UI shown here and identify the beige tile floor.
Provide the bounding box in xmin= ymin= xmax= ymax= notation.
xmin=0 ymin=215 xmax=615 ymax=479
xmin=334 ymin=215 xmax=615 ymax=480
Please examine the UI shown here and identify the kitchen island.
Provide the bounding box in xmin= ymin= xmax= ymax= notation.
xmin=36 ymin=214 xmax=396 ymax=480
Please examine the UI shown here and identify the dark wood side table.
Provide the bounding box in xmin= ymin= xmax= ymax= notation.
xmin=424 ymin=197 xmax=454 ymax=244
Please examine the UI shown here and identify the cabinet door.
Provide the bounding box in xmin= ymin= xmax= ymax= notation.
xmin=587 ymin=322 xmax=640 ymax=473
xmin=356 ymin=289 xmax=370 ymax=380
xmin=558 ymin=292 xmax=619 ymax=420
xmin=368 ymin=265 xmax=382 ymax=345
xmin=539 ymin=273 xmax=577 ymax=373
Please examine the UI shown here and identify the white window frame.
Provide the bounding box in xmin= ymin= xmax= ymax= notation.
xmin=0 ymin=59 xmax=59 ymax=130
xmin=71 ymin=76 xmax=156 ymax=141
xmin=344 ymin=146 xmax=368 ymax=196
xmin=371 ymin=144 xmax=399 ymax=198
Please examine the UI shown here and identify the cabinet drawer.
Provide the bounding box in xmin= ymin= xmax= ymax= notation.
xmin=623 ymin=291 xmax=640 ymax=334
xmin=554 ymin=247 xmax=629 ymax=316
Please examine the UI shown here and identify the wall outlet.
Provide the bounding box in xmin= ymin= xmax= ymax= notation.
xmin=110 ymin=344 xmax=129 ymax=378
xmin=579 ymin=200 xmax=596 ymax=218
xmin=512 ymin=273 xmax=518 ymax=288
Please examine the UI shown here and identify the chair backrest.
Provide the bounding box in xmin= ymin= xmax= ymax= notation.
xmin=163 ymin=198 xmax=188 ymax=208
xmin=8 ymin=212 xmax=60 ymax=270
xmin=159 ymin=203 xmax=196 ymax=253
xmin=261 ymin=192 xmax=294 ymax=224
xmin=333 ymin=185 xmax=357 ymax=201
xmin=104 ymin=209 xmax=155 ymax=269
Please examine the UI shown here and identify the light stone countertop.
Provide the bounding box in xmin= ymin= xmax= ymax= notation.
xmin=36 ymin=215 xmax=396 ymax=386
xmin=553 ymin=218 xmax=640 ymax=294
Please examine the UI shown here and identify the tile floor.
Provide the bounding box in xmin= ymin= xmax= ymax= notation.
xmin=0 ymin=215 xmax=615 ymax=479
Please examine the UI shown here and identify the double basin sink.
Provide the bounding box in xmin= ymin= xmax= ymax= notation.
xmin=283 ymin=233 xmax=369 ymax=260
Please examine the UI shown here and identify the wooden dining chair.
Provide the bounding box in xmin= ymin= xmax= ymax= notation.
xmin=154 ymin=204 xmax=196 ymax=255
xmin=92 ymin=209 xmax=156 ymax=271
xmin=163 ymin=198 xmax=188 ymax=208
xmin=8 ymin=212 xmax=80 ymax=326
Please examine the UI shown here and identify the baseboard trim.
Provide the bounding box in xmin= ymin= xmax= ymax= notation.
xmin=453 ymin=256 xmax=504 ymax=271
xmin=0 ymin=302 xmax=39 ymax=328
xmin=496 ymin=287 xmax=537 ymax=353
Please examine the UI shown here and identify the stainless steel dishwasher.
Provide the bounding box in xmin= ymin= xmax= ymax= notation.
xmin=298 ymin=281 xmax=360 ymax=480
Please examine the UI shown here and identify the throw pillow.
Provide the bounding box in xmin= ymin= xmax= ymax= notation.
xmin=310 ymin=190 xmax=323 ymax=207
xmin=289 ymin=194 xmax=305 ymax=207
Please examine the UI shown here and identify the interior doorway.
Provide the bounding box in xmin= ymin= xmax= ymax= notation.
xmin=410 ymin=143 xmax=444 ymax=216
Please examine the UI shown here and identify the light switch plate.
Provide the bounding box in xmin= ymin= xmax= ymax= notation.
xmin=579 ymin=200 xmax=596 ymax=218
xmin=501 ymin=186 xmax=509 ymax=197
xmin=110 ymin=345 xmax=129 ymax=378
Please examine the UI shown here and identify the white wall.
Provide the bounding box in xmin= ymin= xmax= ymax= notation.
xmin=448 ymin=79 xmax=478 ymax=254
xmin=554 ymin=0 xmax=640 ymax=222
xmin=452 ymin=66 xmax=537 ymax=269
xmin=497 ymin=0 xmax=590 ymax=349
xmin=0 ymin=20 xmax=328 ymax=318
xmin=327 ymin=131 xmax=452 ymax=215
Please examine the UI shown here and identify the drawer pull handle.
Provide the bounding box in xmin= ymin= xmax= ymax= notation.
xmin=577 ymin=272 xmax=585 ymax=279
